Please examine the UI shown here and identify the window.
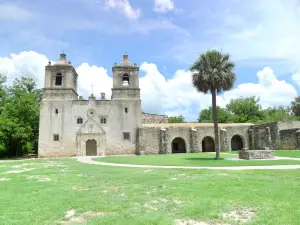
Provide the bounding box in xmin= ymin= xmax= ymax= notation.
xmin=53 ymin=134 xmax=59 ymax=141
xmin=55 ymin=109 xmax=58 ymax=114
xmin=122 ymin=74 xmax=130 ymax=85
xmin=123 ymin=132 xmax=130 ymax=140
xmin=55 ymin=73 xmax=62 ymax=86
xmin=77 ymin=117 xmax=83 ymax=124
xmin=125 ymin=107 xmax=128 ymax=113
xmin=100 ymin=117 xmax=107 ymax=124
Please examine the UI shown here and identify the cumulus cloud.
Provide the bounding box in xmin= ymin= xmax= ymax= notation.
xmin=154 ymin=0 xmax=174 ymax=13
xmin=104 ymin=0 xmax=140 ymax=19
xmin=223 ymin=67 xmax=298 ymax=108
xmin=0 ymin=51 xmax=298 ymax=121
xmin=0 ymin=51 xmax=48 ymax=87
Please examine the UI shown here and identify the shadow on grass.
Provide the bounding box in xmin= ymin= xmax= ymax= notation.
xmin=184 ymin=157 xmax=225 ymax=161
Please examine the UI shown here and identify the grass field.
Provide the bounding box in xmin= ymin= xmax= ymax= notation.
xmin=1 ymin=155 xmax=300 ymax=224
xmin=275 ymin=150 xmax=300 ymax=158
xmin=95 ymin=152 xmax=300 ymax=167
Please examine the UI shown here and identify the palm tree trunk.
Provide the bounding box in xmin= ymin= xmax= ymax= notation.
xmin=211 ymin=89 xmax=220 ymax=160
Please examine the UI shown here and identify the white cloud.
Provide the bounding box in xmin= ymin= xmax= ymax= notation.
xmin=0 ymin=51 xmax=298 ymax=121
xmin=104 ymin=0 xmax=140 ymax=19
xmin=223 ymin=67 xmax=297 ymax=108
xmin=154 ymin=0 xmax=174 ymax=13
xmin=292 ymin=73 xmax=300 ymax=86
xmin=0 ymin=51 xmax=48 ymax=88
xmin=0 ymin=3 xmax=36 ymax=21
xmin=76 ymin=63 xmax=112 ymax=99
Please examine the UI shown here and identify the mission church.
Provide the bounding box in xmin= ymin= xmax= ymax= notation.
xmin=38 ymin=53 xmax=300 ymax=157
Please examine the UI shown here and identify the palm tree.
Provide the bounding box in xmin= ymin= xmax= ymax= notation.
xmin=190 ymin=50 xmax=236 ymax=159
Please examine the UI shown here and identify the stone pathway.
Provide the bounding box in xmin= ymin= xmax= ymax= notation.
xmin=76 ymin=156 xmax=300 ymax=170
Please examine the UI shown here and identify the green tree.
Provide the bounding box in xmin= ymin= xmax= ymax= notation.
xmin=198 ymin=106 xmax=232 ymax=123
xmin=0 ymin=77 xmax=40 ymax=157
xmin=226 ymin=96 xmax=263 ymax=123
xmin=168 ymin=115 xmax=185 ymax=123
xmin=291 ymin=97 xmax=300 ymax=117
xmin=190 ymin=50 xmax=236 ymax=159
xmin=260 ymin=106 xmax=296 ymax=123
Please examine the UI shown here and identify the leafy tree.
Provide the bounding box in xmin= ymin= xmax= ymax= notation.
xmin=226 ymin=96 xmax=264 ymax=123
xmin=190 ymin=50 xmax=236 ymax=159
xmin=0 ymin=77 xmax=40 ymax=157
xmin=260 ymin=106 xmax=296 ymax=123
xmin=168 ymin=115 xmax=185 ymax=123
xmin=0 ymin=73 xmax=7 ymax=113
xmin=291 ymin=96 xmax=300 ymax=117
xmin=198 ymin=106 xmax=232 ymax=123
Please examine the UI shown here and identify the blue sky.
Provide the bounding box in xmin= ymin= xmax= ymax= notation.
xmin=0 ymin=0 xmax=300 ymax=121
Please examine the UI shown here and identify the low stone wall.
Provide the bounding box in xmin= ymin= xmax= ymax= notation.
xmin=238 ymin=150 xmax=275 ymax=160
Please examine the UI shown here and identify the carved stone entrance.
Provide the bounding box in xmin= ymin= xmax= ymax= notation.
xmin=86 ymin=139 xmax=97 ymax=156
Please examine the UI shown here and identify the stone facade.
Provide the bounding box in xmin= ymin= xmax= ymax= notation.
xmin=38 ymin=53 xmax=300 ymax=157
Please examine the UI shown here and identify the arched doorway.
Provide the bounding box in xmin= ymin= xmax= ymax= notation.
xmin=231 ymin=135 xmax=244 ymax=151
xmin=171 ymin=137 xmax=186 ymax=153
xmin=86 ymin=139 xmax=97 ymax=156
xmin=202 ymin=137 xmax=215 ymax=152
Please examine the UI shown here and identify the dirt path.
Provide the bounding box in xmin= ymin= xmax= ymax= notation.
xmin=76 ymin=156 xmax=300 ymax=170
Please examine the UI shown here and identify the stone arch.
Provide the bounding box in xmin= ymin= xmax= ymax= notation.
xmin=171 ymin=137 xmax=186 ymax=153
xmin=55 ymin=73 xmax=63 ymax=86
xmin=202 ymin=136 xmax=215 ymax=152
xmin=231 ymin=135 xmax=244 ymax=151
xmin=122 ymin=73 xmax=130 ymax=85
xmin=86 ymin=139 xmax=97 ymax=156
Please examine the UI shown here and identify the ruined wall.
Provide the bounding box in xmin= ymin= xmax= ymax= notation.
xmin=279 ymin=129 xmax=298 ymax=150
xmin=142 ymin=113 xmax=168 ymax=124
xmin=249 ymin=122 xmax=278 ymax=150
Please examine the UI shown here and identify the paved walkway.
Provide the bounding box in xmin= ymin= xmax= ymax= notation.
xmin=76 ymin=156 xmax=300 ymax=170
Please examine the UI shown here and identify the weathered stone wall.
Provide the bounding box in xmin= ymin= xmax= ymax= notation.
xmin=137 ymin=127 xmax=161 ymax=154
xmin=142 ymin=113 xmax=168 ymax=124
xmin=249 ymin=122 xmax=278 ymax=150
xmin=279 ymin=129 xmax=299 ymax=150
xmin=238 ymin=150 xmax=274 ymax=160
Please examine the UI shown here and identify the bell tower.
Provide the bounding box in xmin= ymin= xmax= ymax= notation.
xmin=43 ymin=52 xmax=78 ymax=100
xmin=111 ymin=54 xmax=140 ymax=100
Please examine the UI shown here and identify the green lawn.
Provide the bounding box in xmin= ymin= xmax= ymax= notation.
xmin=275 ymin=150 xmax=300 ymax=158
xmin=1 ymin=158 xmax=300 ymax=225
xmin=94 ymin=152 xmax=300 ymax=167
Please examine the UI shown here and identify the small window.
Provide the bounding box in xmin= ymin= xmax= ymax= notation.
xmin=55 ymin=73 xmax=62 ymax=86
xmin=125 ymin=108 xmax=128 ymax=113
xmin=123 ymin=132 xmax=130 ymax=140
xmin=77 ymin=117 xmax=83 ymax=124
xmin=100 ymin=118 xmax=107 ymax=124
xmin=53 ymin=134 xmax=59 ymax=141
xmin=55 ymin=109 xmax=58 ymax=114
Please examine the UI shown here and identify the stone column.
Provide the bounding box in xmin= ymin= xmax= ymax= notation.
xmin=160 ymin=128 xmax=168 ymax=154
xmin=190 ymin=128 xmax=200 ymax=153
xmin=265 ymin=127 xmax=271 ymax=149
xmin=296 ymin=130 xmax=300 ymax=149
xmin=220 ymin=129 xmax=229 ymax=151
xmin=248 ymin=129 xmax=255 ymax=150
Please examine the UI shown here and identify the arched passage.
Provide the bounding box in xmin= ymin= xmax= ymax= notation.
xmin=171 ymin=137 xmax=186 ymax=153
xmin=86 ymin=139 xmax=97 ymax=156
xmin=202 ymin=137 xmax=215 ymax=152
xmin=231 ymin=135 xmax=244 ymax=151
